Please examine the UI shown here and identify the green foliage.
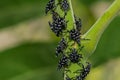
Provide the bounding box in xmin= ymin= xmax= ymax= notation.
xmin=0 ymin=42 xmax=62 ymax=80
xmin=90 ymin=16 xmax=120 ymax=67
xmin=0 ymin=0 xmax=47 ymax=28
xmin=79 ymin=0 xmax=113 ymax=6
xmin=82 ymin=0 xmax=120 ymax=58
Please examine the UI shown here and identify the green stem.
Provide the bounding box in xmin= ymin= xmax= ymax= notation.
xmin=63 ymin=0 xmax=77 ymax=79
xmin=65 ymin=0 xmax=75 ymax=31
xmin=64 ymin=0 xmax=120 ymax=79
xmin=69 ymin=0 xmax=75 ymax=26
xmin=81 ymin=0 xmax=120 ymax=58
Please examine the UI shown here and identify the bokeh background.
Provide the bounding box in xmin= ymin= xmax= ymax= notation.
xmin=0 ymin=0 xmax=120 ymax=80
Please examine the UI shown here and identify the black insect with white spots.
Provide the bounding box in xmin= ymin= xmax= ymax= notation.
xmin=58 ymin=55 xmax=69 ymax=70
xmin=81 ymin=62 xmax=91 ymax=78
xmin=59 ymin=0 xmax=70 ymax=15
xmin=74 ymin=16 xmax=82 ymax=31
xmin=55 ymin=17 xmax=67 ymax=31
xmin=69 ymin=48 xmax=82 ymax=63
xmin=76 ymin=62 xmax=91 ymax=80
xmin=56 ymin=38 xmax=67 ymax=57
xmin=69 ymin=29 xmax=81 ymax=44
xmin=45 ymin=0 xmax=55 ymax=14
xmin=76 ymin=75 xmax=83 ymax=80
xmin=49 ymin=21 xmax=62 ymax=36
xmin=49 ymin=16 xmax=67 ymax=36
xmin=52 ymin=11 xmax=60 ymax=21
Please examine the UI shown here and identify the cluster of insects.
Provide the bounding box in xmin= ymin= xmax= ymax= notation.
xmin=45 ymin=0 xmax=56 ymax=14
xmin=56 ymin=38 xmax=67 ymax=57
xmin=75 ymin=62 xmax=91 ymax=80
xmin=64 ymin=62 xmax=91 ymax=80
xmin=57 ymin=48 xmax=83 ymax=70
xmin=46 ymin=0 xmax=69 ymax=36
xmin=45 ymin=0 xmax=91 ymax=80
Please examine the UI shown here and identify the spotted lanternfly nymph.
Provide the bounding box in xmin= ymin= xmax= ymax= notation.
xmin=76 ymin=75 xmax=83 ymax=80
xmin=59 ymin=0 xmax=70 ymax=15
xmin=45 ymin=0 xmax=55 ymax=14
xmin=76 ymin=62 xmax=91 ymax=80
xmin=48 ymin=21 xmax=62 ymax=36
xmin=74 ymin=16 xmax=82 ymax=31
xmin=69 ymin=29 xmax=81 ymax=44
xmin=52 ymin=11 xmax=60 ymax=21
xmin=49 ymin=16 xmax=67 ymax=36
xmin=56 ymin=17 xmax=67 ymax=30
xmin=48 ymin=21 xmax=55 ymax=32
xmin=81 ymin=62 xmax=91 ymax=78
xmin=56 ymin=38 xmax=67 ymax=57
xmin=58 ymin=55 xmax=69 ymax=70
xmin=69 ymin=48 xmax=82 ymax=63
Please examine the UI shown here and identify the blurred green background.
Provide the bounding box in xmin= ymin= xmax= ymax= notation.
xmin=0 ymin=0 xmax=120 ymax=80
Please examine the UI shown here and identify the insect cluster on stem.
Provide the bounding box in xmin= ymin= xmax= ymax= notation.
xmin=75 ymin=62 xmax=91 ymax=80
xmin=68 ymin=48 xmax=82 ymax=64
xmin=56 ymin=38 xmax=67 ymax=57
xmin=45 ymin=0 xmax=91 ymax=80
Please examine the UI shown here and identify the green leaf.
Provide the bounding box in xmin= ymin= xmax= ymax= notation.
xmin=0 ymin=42 xmax=62 ymax=80
xmin=90 ymin=16 xmax=120 ymax=67
xmin=0 ymin=0 xmax=48 ymax=28
xmin=81 ymin=0 xmax=120 ymax=58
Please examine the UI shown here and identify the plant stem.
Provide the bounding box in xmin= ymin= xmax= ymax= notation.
xmin=69 ymin=0 xmax=75 ymax=26
xmin=81 ymin=0 xmax=120 ymax=58
xmin=64 ymin=0 xmax=120 ymax=79
xmin=63 ymin=0 xmax=77 ymax=79
xmin=64 ymin=0 xmax=75 ymax=31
